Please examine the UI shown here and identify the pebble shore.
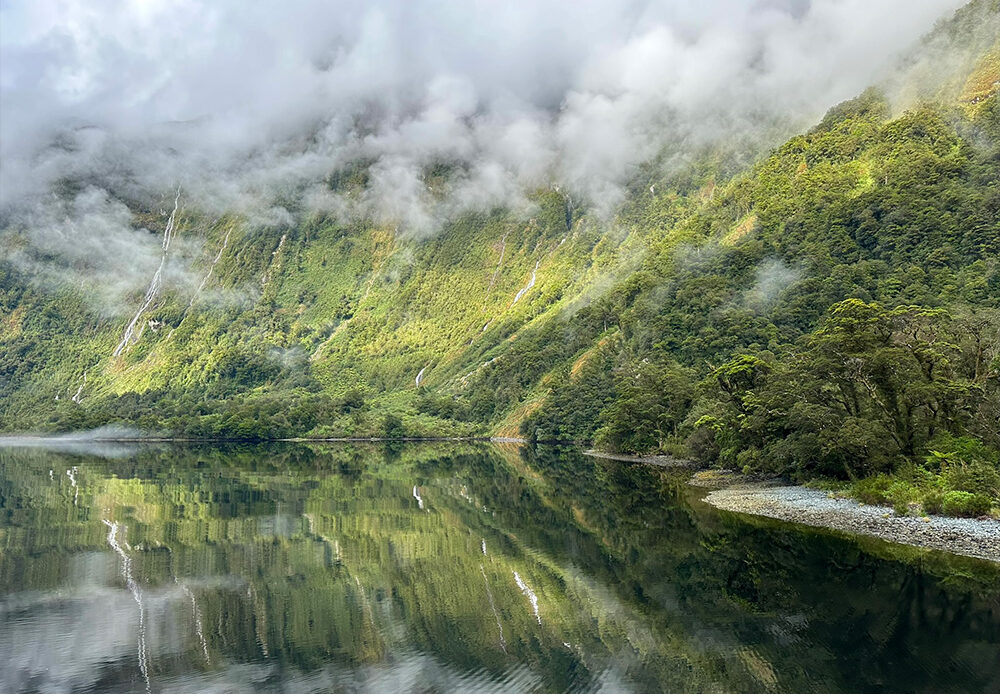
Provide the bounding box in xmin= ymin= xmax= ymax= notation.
xmin=702 ymin=484 xmax=1000 ymax=563
xmin=583 ymin=450 xmax=695 ymax=467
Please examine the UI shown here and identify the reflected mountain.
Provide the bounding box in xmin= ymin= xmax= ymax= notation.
xmin=1 ymin=443 xmax=997 ymax=693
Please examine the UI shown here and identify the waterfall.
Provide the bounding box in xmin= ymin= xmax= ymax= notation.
xmin=481 ymin=566 xmax=507 ymax=653
xmin=179 ymin=583 xmax=210 ymax=664
xmin=191 ymin=224 xmax=234 ymax=305
xmin=512 ymin=260 xmax=539 ymax=304
xmin=114 ymin=188 xmax=181 ymax=357
xmin=71 ymin=371 xmax=87 ymax=403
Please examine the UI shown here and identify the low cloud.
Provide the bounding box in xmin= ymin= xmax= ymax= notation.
xmin=744 ymin=258 xmax=803 ymax=310
xmin=0 ymin=0 xmax=972 ymax=307
xmin=2 ymin=187 xmax=184 ymax=315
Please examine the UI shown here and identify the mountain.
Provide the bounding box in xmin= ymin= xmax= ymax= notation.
xmin=2 ymin=1 xmax=998 ymax=485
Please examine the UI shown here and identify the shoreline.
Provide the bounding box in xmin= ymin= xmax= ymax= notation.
xmin=700 ymin=483 xmax=1000 ymax=564
xmin=582 ymin=449 xmax=695 ymax=467
xmin=6 ymin=433 xmax=997 ymax=563
xmin=604 ymin=464 xmax=1000 ymax=564
xmin=0 ymin=434 xmax=510 ymax=445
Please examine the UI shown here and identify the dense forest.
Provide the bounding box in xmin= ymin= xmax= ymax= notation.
xmin=2 ymin=1 xmax=999 ymax=516
xmin=518 ymin=89 xmax=1000 ymax=515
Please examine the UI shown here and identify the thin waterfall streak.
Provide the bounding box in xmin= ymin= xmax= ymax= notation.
xmin=114 ymin=188 xmax=181 ymax=356
xmin=248 ymin=584 xmax=270 ymax=659
xmin=512 ymin=260 xmax=539 ymax=304
xmin=161 ymin=187 xmax=181 ymax=250
xmin=66 ymin=467 xmax=79 ymax=506
xmin=71 ymin=371 xmax=87 ymax=403
xmin=103 ymin=520 xmax=151 ymax=694
xmin=260 ymin=233 xmax=287 ymax=289
xmin=304 ymin=513 xmax=343 ymax=564
xmin=481 ymin=565 xmax=507 ymax=654
xmin=514 ymin=570 xmax=541 ymax=624
xmin=479 ymin=230 xmax=511 ymax=336
xmin=354 ymin=576 xmax=376 ymax=628
xmin=484 ymin=229 xmax=511 ymax=304
xmin=191 ymin=225 xmax=233 ymax=303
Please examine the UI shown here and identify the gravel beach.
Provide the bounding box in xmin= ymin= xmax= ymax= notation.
xmin=702 ymin=484 xmax=1000 ymax=563
xmin=583 ymin=450 xmax=695 ymax=467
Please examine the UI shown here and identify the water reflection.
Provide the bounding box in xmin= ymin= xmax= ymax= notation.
xmin=0 ymin=443 xmax=997 ymax=693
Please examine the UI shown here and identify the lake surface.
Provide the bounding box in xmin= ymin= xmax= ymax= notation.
xmin=1 ymin=442 xmax=998 ymax=694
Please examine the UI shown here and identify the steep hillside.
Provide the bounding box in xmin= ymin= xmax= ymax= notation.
xmin=523 ymin=87 xmax=1000 ymax=457
xmin=1 ymin=0 xmax=998 ymax=470
xmin=0 ymin=179 xmax=689 ymax=437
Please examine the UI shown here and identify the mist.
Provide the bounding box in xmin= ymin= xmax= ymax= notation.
xmin=0 ymin=0 xmax=970 ymax=305
xmin=745 ymin=258 xmax=803 ymax=311
xmin=0 ymin=425 xmax=152 ymax=457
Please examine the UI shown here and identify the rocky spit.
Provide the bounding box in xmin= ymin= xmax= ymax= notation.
xmin=702 ymin=484 xmax=1000 ymax=564
xmin=583 ymin=450 xmax=695 ymax=467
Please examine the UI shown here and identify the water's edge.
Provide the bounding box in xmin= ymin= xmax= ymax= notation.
xmin=577 ymin=450 xmax=1000 ymax=564
xmin=699 ymin=482 xmax=1000 ymax=564
xmin=3 ymin=434 xmax=996 ymax=564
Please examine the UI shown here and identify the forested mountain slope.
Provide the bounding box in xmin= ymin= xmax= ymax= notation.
xmin=2 ymin=0 xmax=999 ymax=494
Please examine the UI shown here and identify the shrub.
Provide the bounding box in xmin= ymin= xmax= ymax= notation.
xmin=886 ymin=479 xmax=919 ymax=516
xmin=940 ymin=491 xmax=992 ymax=517
xmin=897 ymin=463 xmax=937 ymax=488
xmin=922 ymin=489 xmax=945 ymax=515
xmin=685 ymin=426 xmax=719 ymax=464
xmin=338 ymin=389 xmax=366 ymax=413
xmin=941 ymin=459 xmax=1000 ymax=499
xmin=852 ymin=475 xmax=893 ymax=505
xmin=736 ymin=446 xmax=762 ymax=473
xmin=382 ymin=413 xmax=405 ymax=439
xmin=925 ymin=434 xmax=999 ymax=470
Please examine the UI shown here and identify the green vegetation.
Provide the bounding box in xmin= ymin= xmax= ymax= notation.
xmin=847 ymin=436 xmax=1000 ymax=517
xmin=1 ymin=2 xmax=999 ymax=518
xmin=517 ymin=83 xmax=1000 ymax=512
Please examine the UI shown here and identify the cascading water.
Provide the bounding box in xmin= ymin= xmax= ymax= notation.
xmin=512 ymin=260 xmax=539 ymax=304
xmin=260 ymin=233 xmax=287 ymax=289
xmin=113 ymin=188 xmax=181 ymax=357
xmin=66 ymin=466 xmax=79 ymax=505
xmin=247 ymin=584 xmax=270 ymax=658
xmin=480 ymin=565 xmax=507 ymax=653
xmin=71 ymin=371 xmax=86 ymax=403
xmin=178 ymin=582 xmax=210 ymax=664
xmin=485 ymin=230 xmax=511 ymax=303
xmin=190 ymin=225 xmax=234 ymax=304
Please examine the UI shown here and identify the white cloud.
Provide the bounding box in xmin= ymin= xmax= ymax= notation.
xmin=0 ymin=0 xmax=971 ymax=297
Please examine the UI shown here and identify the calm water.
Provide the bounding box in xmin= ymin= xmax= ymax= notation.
xmin=1 ymin=442 xmax=998 ymax=694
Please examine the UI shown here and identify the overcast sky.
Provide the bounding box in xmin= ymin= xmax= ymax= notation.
xmin=0 ymin=0 xmax=969 ymax=310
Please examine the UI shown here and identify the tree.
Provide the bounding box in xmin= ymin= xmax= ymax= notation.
xmin=594 ymin=358 xmax=694 ymax=453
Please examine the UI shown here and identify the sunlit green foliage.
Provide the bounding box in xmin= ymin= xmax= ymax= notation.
xmin=523 ymin=82 xmax=1000 ymax=509
xmin=1 ymin=7 xmax=998 ymax=515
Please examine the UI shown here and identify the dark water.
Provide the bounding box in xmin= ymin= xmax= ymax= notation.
xmin=1 ymin=443 xmax=998 ymax=694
